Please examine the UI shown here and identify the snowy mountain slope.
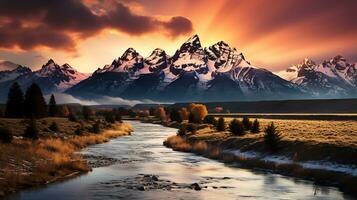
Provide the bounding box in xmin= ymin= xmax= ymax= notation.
xmin=275 ymin=56 xmax=357 ymax=97
xmin=95 ymin=48 xmax=144 ymax=74
xmin=0 ymin=59 xmax=90 ymax=101
xmin=0 ymin=65 xmax=31 ymax=83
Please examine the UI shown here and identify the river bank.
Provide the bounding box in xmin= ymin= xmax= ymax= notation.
xmin=0 ymin=118 xmax=132 ymax=197
xmin=161 ymin=118 xmax=357 ymax=197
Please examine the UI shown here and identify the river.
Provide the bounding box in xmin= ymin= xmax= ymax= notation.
xmin=9 ymin=121 xmax=353 ymax=200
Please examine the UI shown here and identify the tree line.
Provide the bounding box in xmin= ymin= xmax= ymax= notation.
xmin=4 ymin=82 xmax=58 ymax=118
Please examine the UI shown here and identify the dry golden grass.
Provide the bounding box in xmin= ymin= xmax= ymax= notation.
xmin=0 ymin=120 xmax=132 ymax=197
xmin=217 ymin=118 xmax=357 ymax=148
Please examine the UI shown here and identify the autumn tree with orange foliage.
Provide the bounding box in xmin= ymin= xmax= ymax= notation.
xmin=62 ymin=105 xmax=70 ymax=117
xmin=189 ymin=103 xmax=208 ymax=123
xmin=179 ymin=107 xmax=189 ymax=121
xmin=155 ymin=107 xmax=167 ymax=122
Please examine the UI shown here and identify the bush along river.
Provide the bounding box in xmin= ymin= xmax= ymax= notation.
xmin=9 ymin=121 xmax=354 ymax=200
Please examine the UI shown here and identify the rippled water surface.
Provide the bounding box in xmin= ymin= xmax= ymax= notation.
xmin=10 ymin=121 xmax=354 ymax=200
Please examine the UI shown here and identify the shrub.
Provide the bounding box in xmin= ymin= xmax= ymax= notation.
xmin=170 ymin=109 xmax=183 ymax=123
xmin=251 ymin=119 xmax=260 ymax=133
xmin=115 ymin=114 xmax=122 ymax=122
xmin=68 ymin=112 xmax=78 ymax=122
xmin=242 ymin=117 xmax=252 ymax=130
xmin=91 ymin=121 xmax=101 ymax=134
xmin=74 ymin=127 xmax=83 ymax=135
xmin=105 ymin=112 xmax=115 ymax=123
xmin=203 ymin=115 xmax=217 ymax=126
xmin=177 ymin=125 xmax=187 ymax=136
xmin=216 ymin=117 xmax=225 ymax=131
xmin=264 ymin=122 xmax=282 ymax=151
xmin=0 ymin=126 xmax=13 ymax=143
xmin=186 ymin=123 xmax=197 ymax=134
xmin=49 ymin=122 xmax=59 ymax=132
xmin=229 ymin=119 xmax=245 ymax=135
xmin=24 ymin=119 xmax=39 ymax=140
xmin=82 ymin=106 xmax=93 ymax=120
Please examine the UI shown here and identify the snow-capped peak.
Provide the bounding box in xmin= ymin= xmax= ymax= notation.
xmin=179 ymin=34 xmax=202 ymax=53
xmin=35 ymin=60 xmax=90 ymax=91
xmin=144 ymin=48 xmax=169 ymax=73
xmin=120 ymin=48 xmax=141 ymax=61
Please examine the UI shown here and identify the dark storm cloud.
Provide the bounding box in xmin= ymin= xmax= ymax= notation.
xmin=162 ymin=16 xmax=193 ymax=38
xmin=0 ymin=0 xmax=193 ymax=51
xmin=0 ymin=20 xmax=75 ymax=51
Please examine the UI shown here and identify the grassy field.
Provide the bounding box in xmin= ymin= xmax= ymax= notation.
xmin=223 ymin=118 xmax=357 ymax=148
xmin=0 ymin=118 xmax=132 ymax=197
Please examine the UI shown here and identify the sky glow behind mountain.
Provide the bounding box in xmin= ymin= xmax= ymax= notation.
xmin=0 ymin=0 xmax=356 ymax=72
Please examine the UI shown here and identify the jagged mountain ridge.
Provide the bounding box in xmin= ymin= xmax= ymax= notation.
xmin=1 ymin=35 xmax=356 ymax=103
xmin=0 ymin=59 xmax=89 ymax=101
xmin=276 ymin=55 xmax=357 ymax=97
xmin=67 ymin=35 xmax=302 ymax=101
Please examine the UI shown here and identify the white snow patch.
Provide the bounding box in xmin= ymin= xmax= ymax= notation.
xmin=225 ymin=149 xmax=357 ymax=176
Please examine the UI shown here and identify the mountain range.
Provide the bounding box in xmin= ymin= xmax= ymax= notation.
xmin=0 ymin=35 xmax=356 ymax=103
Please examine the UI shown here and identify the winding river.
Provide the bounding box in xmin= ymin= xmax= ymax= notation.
xmin=10 ymin=121 xmax=353 ymax=200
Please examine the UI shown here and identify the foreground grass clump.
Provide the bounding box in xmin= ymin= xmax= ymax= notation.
xmin=0 ymin=119 xmax=132 ymax=197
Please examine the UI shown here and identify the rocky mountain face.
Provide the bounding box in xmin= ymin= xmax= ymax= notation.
xmin=67 ymin=35 xmax=302 ymax=102
xmin=0 ymin=59 xmax=89 ymax=101
xmin=276 ymin=56 xmax=357 ymax=98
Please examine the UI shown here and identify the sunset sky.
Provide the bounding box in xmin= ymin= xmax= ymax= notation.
xmin=0 ymin=0 xmax=356 ymax=73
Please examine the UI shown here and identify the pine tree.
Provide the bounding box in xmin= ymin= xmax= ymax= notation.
xmin=24 ymin=83 xmax=47 ymax=118
xmin=216 ymin=117 xmax=226 ymax=131
xmin=188 ymin=112 xmax=195 ymax=123
xmin=48 ymin=94 xmax=57 ymax=117
xmin=264 ymin=122 xmax=282 ymax=151
xmin=242 ymin=117 xmax=252 ymax=130
xmin=251 ymin=119 xmax=260 ymax=133
xmin=5 ymin=82 xmax=24 ymax=118
xmin=229 ymin=119 xmax=245 ymax=135
xmin=170 ymin=109 xmax=182 ymax=123
xmin=203 ymin=115 xmax=217 ymax=126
